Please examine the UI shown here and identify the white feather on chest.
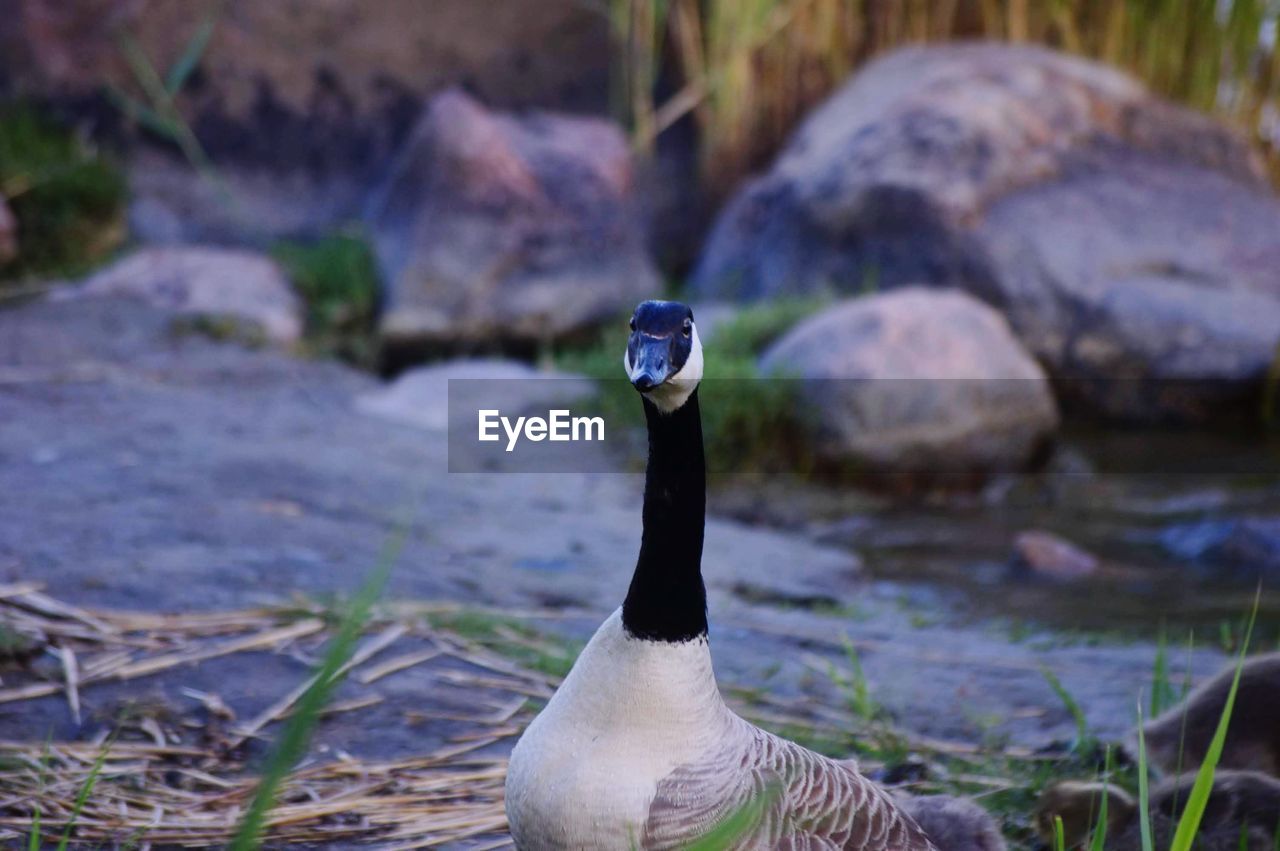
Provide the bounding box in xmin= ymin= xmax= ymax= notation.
xmin=505 ymin=609 xmax=732 ymax=850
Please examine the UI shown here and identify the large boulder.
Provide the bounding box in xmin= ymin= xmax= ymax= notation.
xmin=760 ymin=288 xmax=1058 ymax=478
xmin=367 ymin=90 xmax=660 ymax=352
xmin=0 ymin=0 xmax=609 ymax=243
xmin=693 ymin=44 xmax=1280 ymax=421
xmin=355 ymin=359 xmax=593 ymax=433
xmin=0 ymin=1 xmax=607 ymax=168
xmin=62 ymin=246 xmax=303 ymax=346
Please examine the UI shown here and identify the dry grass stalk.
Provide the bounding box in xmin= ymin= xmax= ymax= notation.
xmin=355 ymin=648 xmax=442 ymax=685
xmin=228 ymin=623 xmax=406 ymax=747
xmin=611 ymin=0 xmax=1280 ymax=189
xmin=0 ymin=588 xmax=552 ymax=846
xmin=0 ymin=585 xmax=1051 ymax=846
xmin=0 ymin=741 xmax=512 ymax=846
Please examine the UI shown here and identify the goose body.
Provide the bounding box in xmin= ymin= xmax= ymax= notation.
xmin=1036 ymin=771 xmax=1280 ymax=851
xmin=505 ymin=301 xmax=935 ymax=850
xmin=895 ymin=794 xmax=1007 ymax=851
xmin=1136 ymin=652 xmax=1280 ymax=778
xmin=507 ymin=609 xmax=928 ymax=849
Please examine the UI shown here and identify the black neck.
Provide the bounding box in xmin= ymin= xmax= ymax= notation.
xmin=622 ymin=390 xmax=707 ymax=642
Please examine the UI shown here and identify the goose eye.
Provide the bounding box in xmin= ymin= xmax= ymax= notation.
xmin=629 ymin=317 xmax=636 ymax=331
xmin=682 ymin=319 xmax=692 ymax=337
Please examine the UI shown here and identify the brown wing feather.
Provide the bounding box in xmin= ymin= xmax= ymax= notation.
xmin=643 ymin=718 xmax=937 ymax=850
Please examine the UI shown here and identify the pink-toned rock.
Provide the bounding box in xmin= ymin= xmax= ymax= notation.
xmin=0 ymin=195 xmax=17 ymax=265
xmin=1 ymin=1 xmax=611 ymax=244
xmin=760 ymin=288 xmax=1058 ymax=476
xmin=367 ymin=89 xmax=659 ymax=350
xmin=69 ymin=246 xmax=302 ymax=345
xmin=1013 ymin=530 xmax=1100 ymax=581
xmin=0 ymin=1 xmax=608 ymax=165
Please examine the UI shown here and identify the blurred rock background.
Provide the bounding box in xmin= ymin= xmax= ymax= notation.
xmin=2 ymin=7 xmax=1280 ymax=846
xmin=2 ymin=0 xmax=1280 ymax=595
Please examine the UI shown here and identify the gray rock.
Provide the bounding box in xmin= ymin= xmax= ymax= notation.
xmin=692 ymin=43 xmax=1280 ymax=421
xmin=1160 ymin=516 xmax=1280 ymax=580
xmin=976 ymin=155 xmax=1280 ymax=420
xmin=355 ymin=359 xmax=595 ymax=432
xmin=0 ymin=194 xmax=15 ymax=265
xmin=63 ymin=246 xmax=303 ymax=345
xmin=367 ymin=90 xmax=660 ymax=350
xmin=760 ymin=288 xmax=1058 ymax=476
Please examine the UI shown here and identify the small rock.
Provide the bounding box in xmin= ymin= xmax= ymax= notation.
xmin=0 ymin=194 xmax=17 ymax=265
xmin=1160 ymin=516 xmax=1280 ymax=580
xmin=67 ymin=246 xmax=303 ymax=345
xmin=355 ymin=359 xmax=595 ymax=432
xmin=1012 ymin=530 xmax=1100 ymax=581
xmin=760 ymin=288 xmax=1058 ymax=478
xmin=367 ymin=89 xmax=659 ymax=352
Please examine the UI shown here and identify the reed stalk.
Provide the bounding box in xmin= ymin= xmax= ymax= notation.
xmin=609 ymin=0 xmax=1280 ymax=191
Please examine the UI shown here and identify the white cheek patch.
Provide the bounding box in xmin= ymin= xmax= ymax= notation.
xmin=647 ymin=325 xmax=703 ymax=414
xmin=624 ymin=348 xmax=635 ymax=381
xmin=671 ymin=325 xmax=704 ymax=383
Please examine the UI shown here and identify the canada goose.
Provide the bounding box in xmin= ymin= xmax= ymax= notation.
xmin=1035 ymin=771 xmax=1280 ymax=850
xmin=895 ymin=793 xmax=1007 ymax=851
xmin=505 ymin=301 xmax=936 ymax=850
xmin=1134 ymin=652 xmax=1280 ymax=778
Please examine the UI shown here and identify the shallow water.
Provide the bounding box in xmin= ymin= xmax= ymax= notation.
xmin=716 ymin=427 xmax=1280 ymax=639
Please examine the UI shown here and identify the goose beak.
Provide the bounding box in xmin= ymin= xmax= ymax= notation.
xmin=627 ymin=336 xmax=674 ymax=393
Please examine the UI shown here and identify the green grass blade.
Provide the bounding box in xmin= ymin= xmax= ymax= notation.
xmin=229 ymin=536 xmax=400 ymax=850
xmin=1136 ymin=698 xmax=1154 ymax=851
xmin=1151 ymin=626 xmax=1174 ymax=716
xmin=1042 ymin=666 xmax=1092 ymax=754
xmin=684 ymin=782 xmax=781 ymax=851
xmin=116 ymin=31 xmax=176 ymax=110
xmin=1088 ymin=746 xmax=1112 ymax=851
xmin=1055 ymin=815 xmax=1066 ymax=851
xmin=839 ymin=634 xmax=876 ymax=720
xmin=166 ymin=4 xmax=221 ymax=95
xmin=1169 ymin=590 xmax=1261 ymax=851
xmin=27 ymin=804 xmax=39 ymax=851
xmin=113 ymin=27 xmax=231 ymax=205
xmin=103 ymin=85 xmax=182 ymax=140
xmin=56 ymin=739 xmax=111 ymax=851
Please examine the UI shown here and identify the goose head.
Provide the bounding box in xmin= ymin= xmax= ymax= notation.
xmin=1034 ymin=781 xmax=1136 ymax=848
xmin=624 ymin=300 xmax=703 ymax=414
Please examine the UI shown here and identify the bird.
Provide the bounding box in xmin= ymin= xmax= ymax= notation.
xmin=504 ymin=300 xmax=937 ymax=850
xmin=1132 ymin=652 xmax=1280 ymax=779
xmin=1035 ymin=770 xmax=1280 ymax=850
xmin=895 ymin=794 xmax=1007 ymax=851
